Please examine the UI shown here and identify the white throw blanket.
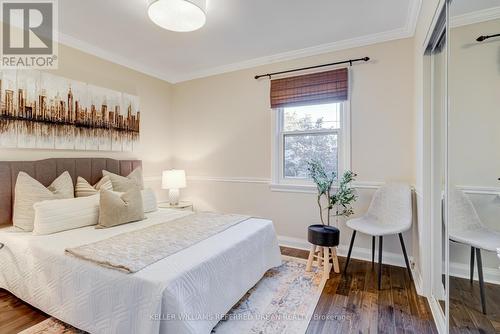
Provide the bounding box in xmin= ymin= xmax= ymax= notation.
xmin=66 ymin=212 xmax=250 ymax=273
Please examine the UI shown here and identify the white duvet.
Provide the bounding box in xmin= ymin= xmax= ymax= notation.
xmin=0 ymin=209 xmax=282 ymax=334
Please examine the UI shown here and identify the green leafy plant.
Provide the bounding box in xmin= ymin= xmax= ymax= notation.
xmin=307 ymin=160 xmax=357 ymax=226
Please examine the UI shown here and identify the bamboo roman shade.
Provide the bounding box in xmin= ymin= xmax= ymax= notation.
xmin=270 ymin=68 xmax=348 ymax=109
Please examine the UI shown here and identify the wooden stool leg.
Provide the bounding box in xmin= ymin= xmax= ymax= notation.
xmin=306 ymin=245 xmax=316 ymax=272
xmin=318 ymin=247 xmax=323 ymax=267
xmin=323 ymin=247 xmax=331 ymax=279
xmin=331 ymin=247 xmax=340 ymax=273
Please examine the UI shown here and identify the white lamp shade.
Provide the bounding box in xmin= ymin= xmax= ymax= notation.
xmin=148 ymin=0 xmax=206 ymax=32
xmin=162 ymin=170 xmax=186 ymax=189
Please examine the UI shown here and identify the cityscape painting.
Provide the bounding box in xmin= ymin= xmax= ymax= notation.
xmin=0 ymin=70 xmax=140 ymax=151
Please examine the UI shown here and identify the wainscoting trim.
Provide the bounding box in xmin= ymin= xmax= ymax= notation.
xmin=188 ymin=176 xmax=271 ymax=184
xmin=270 ymin=181 xmax=384 ymax=193
xmin=186 ymin=175 xmax=385 ymax=192
xmin=456 ymin=185 xmax=500 ymax=196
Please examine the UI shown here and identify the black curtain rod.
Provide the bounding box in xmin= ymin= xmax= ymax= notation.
xmin=477 ymin=33 xmax=500 ymax=42
xmin=254 ymin=56 xmax=370 ymax=80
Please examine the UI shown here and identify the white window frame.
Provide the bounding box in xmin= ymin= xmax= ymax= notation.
xmin=271 ymin=100 xmax=351 ymax=192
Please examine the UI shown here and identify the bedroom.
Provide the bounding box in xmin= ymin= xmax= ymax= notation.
xmin=0 ymin=0 xmax=499 ymax=333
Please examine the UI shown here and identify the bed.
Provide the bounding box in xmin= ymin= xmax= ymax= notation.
xmin=0 ymin=158 xmax=282 ymax=334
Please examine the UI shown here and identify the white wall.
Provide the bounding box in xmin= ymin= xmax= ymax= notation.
xmin=0 ymin=43 xmax=174 ymax=200
xmin=171 ymin=37 xmax=416 ymax=266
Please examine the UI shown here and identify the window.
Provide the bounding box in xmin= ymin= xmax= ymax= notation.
xmin=272 ymin=101 xmax=350 ymax=189
xmin=269 ymin=67 xmax=350 ymax=190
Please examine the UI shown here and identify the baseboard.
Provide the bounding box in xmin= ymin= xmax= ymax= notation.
xmin=427 ymin=296 xmax=446 ymax=334
xmin=449 ymin=260 xmax=500 ymax=285
xmin=412 ymin=267 xmax=424 ymax=296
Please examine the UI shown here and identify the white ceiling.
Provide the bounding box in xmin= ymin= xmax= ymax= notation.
xmin=450 ymin=0 xmax=500 ymax=17
xmin=59 ymin=0 xmax=421 ymax=83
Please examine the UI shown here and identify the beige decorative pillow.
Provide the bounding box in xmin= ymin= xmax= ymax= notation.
xmin=75 ymin=175 xmax=113 ymax=197
xmin=97 ymin=189 xmax=145 ymax=229
xmin=102 ymin=167 xmax=144 ymax=192
xmin=13 ymin=171 xmax=74 ymax=231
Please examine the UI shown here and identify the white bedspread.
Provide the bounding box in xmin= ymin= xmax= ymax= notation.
xmin=0 ymin=209 xmax=282 ymax=334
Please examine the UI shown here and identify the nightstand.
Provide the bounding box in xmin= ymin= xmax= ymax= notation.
xmin=158 ymin=201 xmax=194 ymax=211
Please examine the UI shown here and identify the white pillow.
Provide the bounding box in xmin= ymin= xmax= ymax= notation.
xmin=33 ymin=195 xmax=100 ymax=235
xmin=142 ymin=189 xmax=158 ymax=213
xmin=13 ymin=171 xmax=74 ymax=231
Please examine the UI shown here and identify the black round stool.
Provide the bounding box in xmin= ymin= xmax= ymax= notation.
xmin=306 ymin=225 xmax=341 ymax=278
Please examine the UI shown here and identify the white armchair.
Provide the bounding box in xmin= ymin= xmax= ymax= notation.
xmin=449 ymin=188 xmax=500 ymax=315
xmin=344 ymin=183 xmax=413 ymax=290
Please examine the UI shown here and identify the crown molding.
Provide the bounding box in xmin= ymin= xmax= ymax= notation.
xmin=54 ymin=0 xmax=422 ymax=84
xmin=170 ymin=28 xmax=409 ymax=83
xmin=171 ymin=0 xmax=422 ymax=83
xmin=451 ymin=6 xmax=500 ymax=28
xmin=58 ymin=32 xmax=174 ymax=84
xmin=406 ymin=0 xmax=423 ymax=37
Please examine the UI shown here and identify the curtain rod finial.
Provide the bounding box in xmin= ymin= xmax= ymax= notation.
xmin=364 ymin=57 xmax=370 ymax=61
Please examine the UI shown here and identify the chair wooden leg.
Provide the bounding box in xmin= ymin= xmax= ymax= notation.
xmin=399 ymin=233 xmax=413 ymax=281
xmin=344 ymin=230 xmax=357 ymax=273
xmin=371 ymin=236 xmax=375 ymax=268
xmin=323 ymin=247 xmax=331 ymax=279
xmin=378 ymin=236 xmax=383 ymax=290
xmin=331 ymin=247 xmax=340 ymax=273
xmin=476 ymin=249 xmax=487 ymax=314
xmin=306 ymin=245 xmax=316 ymax=272
xmin=470 ymin=246 xmax=475 ymax=284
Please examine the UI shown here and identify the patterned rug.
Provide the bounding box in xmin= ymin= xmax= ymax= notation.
xmin=20 ymin=256 xmax=325 ymax=334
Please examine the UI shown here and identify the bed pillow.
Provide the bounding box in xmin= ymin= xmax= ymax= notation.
xmin=13 ymin=171 xmax=74 ymax=231
xmin=33 ymin=195 xmax=100 ymax=235
xmin=97 ymin=188 xmax=144 ymax=229
xmin=141 ymin=188 xmax=158 ymax=213
xmin=102 ymin=167 xmax=144 ymax=192
xmin=75 ymin=175 xmax=113 ymax=197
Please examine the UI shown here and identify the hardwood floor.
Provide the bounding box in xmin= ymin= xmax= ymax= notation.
xmin=449 ymin=275 xmax=500 ymax=334
xmin=0 ymin=289 xmax=48 ymax=334
xmin=0 ymin=247 xmax=437 ymax=334
xmin=280 ymin=247 xmax=437 ymax=334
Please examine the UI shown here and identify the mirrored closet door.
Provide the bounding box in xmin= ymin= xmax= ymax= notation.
xmin=448 ymin=0 xmax=500 ymax=332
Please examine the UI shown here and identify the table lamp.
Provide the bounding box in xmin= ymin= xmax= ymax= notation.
xmin=162 ymin=170 xmax=186 ymax=205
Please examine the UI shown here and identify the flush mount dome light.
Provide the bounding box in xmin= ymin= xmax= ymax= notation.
xmin=148 ymin=0 xmax=206 ymax=32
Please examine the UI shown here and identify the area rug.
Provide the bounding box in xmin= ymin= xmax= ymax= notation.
xmin=20 ymin=256 xmax=325 ymax=334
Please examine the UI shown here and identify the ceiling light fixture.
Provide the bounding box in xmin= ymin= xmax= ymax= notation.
xmin=148 ymin=0 xmax=206 ymax=32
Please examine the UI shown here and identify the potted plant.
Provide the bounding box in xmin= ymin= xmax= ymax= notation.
xmin=307 ymin=159 xmax=357 ymax=227
xmin=306 ymin=160 xmax=358 ymax=273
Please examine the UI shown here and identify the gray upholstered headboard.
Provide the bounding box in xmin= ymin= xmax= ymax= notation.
xmin=0 ymin=158 xmax=142 ymax=226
